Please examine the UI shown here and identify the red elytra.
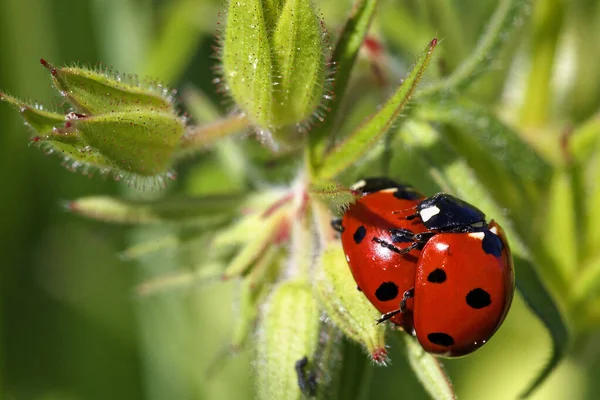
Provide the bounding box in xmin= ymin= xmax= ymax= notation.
xmin=413 ymin=221 xmax=514 ymax=357
xmin=336 ymin=178 xmax=515 ymax=357
xmin=339 ymin=185 xmax=428 ymax=329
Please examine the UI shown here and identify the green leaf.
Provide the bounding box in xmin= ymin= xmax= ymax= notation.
xmin=73 ymin=111 xmax=184 ymax=176
xmin=222 ymin=0 xmax=273 ymax=128
xmin=42 ymin=60 xmax=175 ymax=115
xmin=308 ymin=0 xmax=379 ymax=166
xmin=417 ymin=0 xmax=531 ymax=98
xmin=67 ymin=194 xmax=243 ymax=224
xmin=394 ymin=120 xmax=570 ymax=398
xmin=415 ymin=99 xmax=551 ymax=213
xmin=514 ymin=254 xmax=570 ymax=398
xmin=316 ymin=38 xmax=438 ymax=181
xmin=403 ymin=334 xmax=456 ymax=400
xmin=135 ymin=263 xmax=224 ymax=296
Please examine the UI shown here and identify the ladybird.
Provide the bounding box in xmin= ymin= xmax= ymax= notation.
xmin=332 ymin=178 xmax=428 ymax=329
xmin=412 ymin=220 xmax=514 ymax=356
xmin=336 ymin=179 xmax=515 ymax=357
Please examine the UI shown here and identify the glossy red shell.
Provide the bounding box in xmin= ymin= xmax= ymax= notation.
xmin=340 ymin=189 xmax=427 ymax=328
xmin=413 ymin=221 xmax=514 ymax=356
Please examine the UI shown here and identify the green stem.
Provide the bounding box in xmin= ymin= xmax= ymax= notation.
xmin=307 ymin=0 xmax=379 ymax=176
xmin=520 ymin=0 xmax=565 ymax=128
xmin=179 ymin=114 xmax=251 ymax=153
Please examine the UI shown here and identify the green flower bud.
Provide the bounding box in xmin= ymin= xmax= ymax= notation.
xmin=315 ymin=243 xmax=389 ymax=365
xmin=257 ymin=280 xmax=320 ymax=400
xmin=222 ymin=0 xmax=326 ymax=134
xmin=41 ymin=59 xmax=174 ymax=115
xmin=2 ymin=63 xmax=186 ymax=186
xmin=69 ymin=111 xmax=184 ymax=176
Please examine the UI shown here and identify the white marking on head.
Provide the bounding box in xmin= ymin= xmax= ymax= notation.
xmin=489 ymin=226 xmax=498 ymax=235
xmin=380 ymin=188 xmax=396 ymax=193
xmin=351 ymin=180 xmax=366 ymax=191
xmin=468 ymin=232 xmax=485 ymax=240
xmin=435 ymin=242 xmax=449 ymax=252
xmin=420 ymin=205 xmax=440 ymax=222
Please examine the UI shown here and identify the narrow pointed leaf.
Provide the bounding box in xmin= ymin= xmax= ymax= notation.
xmin=135 ymin=263 xmax=224 ymax=296
xmin=316 ymin=38 xmax=437 ymax=181
xmin=68 ymin=194 xmax=243 ymax=224
xmin=308 ymin=0 xmax=379 ymax=166
xmin=222 ymin=210 xmax=286 ymax=279
xmin=403 ymin=335 xmax=456 ymax=400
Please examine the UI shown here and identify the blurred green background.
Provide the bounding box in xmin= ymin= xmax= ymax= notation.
xmin=1 ymin=0 xmax=599 ymax=399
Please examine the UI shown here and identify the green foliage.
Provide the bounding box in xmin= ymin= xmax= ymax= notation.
xmin=2 ymin=0 xmax=600 ymax=399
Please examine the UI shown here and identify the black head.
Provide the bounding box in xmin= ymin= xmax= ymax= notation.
xmin=416 ymin=193 xmax=486 ymax=232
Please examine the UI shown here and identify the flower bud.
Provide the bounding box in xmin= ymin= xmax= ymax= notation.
xmin=256 ymin=280 xmax=320 ymax=400
xmin=41 ymin=59 xmax=174 ymax=115
xmin=222 ymin=0 xmax=326 ymax=134
xmin=68 ymin=111 xmax=184 ymax=176
xmin=1 ymin=62 xmax=186 ymax=186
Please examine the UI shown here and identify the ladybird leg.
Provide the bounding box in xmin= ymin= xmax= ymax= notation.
xmin=372 ymin=237 xmax=419 ymax=255
xmin=399 ymin=287 xmax=414 ymax=312
xmin=295 ymin=356 xmax=317 ymax=397
xmin=376 ymin=288 xmax=415 ymax=324
xmin=330 ymin=219 xmax=344 ymax=233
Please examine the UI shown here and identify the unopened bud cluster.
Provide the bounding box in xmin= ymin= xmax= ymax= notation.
xmin=1 ymin=61 xmax=186 ymax=184
xmin=222 ymin=0 xmax=327 ymax=144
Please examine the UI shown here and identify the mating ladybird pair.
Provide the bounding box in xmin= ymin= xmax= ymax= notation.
xmin=332 ymin=178 xmax=515 ymax=357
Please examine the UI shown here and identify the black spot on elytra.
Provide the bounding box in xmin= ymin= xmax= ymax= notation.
xmin=375 ymin=282 xmax=398 ymax=301
xmin=393 ymin=187 xmax=422 ymax=200
xmin=481 ymin=230 xmax=503 ymax=257
xmin=357 ymin=285 xmax=362 ymax=292
xmin=428 ymin=333 xmax=454 ymax=347
xmin=353 ymin=226 xmax=366 ymax=244
xmin=427 ymin=268 xmax=446 ymax=283
xmin=466 ymin=288 xmax=491 ymax=309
